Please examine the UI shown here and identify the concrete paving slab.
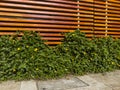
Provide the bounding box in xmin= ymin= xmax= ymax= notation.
xmin=0 ymin=70 xmax=119 ymax=90
xmin=74 ymin=75 xmax=112 ymax=90
xmin=20 ymin=80 xmax=37 ymax=90
xmin=113 ymin=87 xmax=120 ymax=90
xmin=89 ymin=70 xmax=120 ymax=89
xmin=0 ymin=81 xmax=21 ymax=90
xmin=37 ymin=75 xmax=112 ymax=90
xmin=37 ymin=77 xmax=88 ymax=90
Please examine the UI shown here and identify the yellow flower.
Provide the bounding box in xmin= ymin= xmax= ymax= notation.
xmin=117 ymin=64 xmax=120 ymax=67
xmin=34 ymin=48 xmax=38 ymax=52
xmin=13 ymin=69 xmax=16 ymax=72
xmin=31 ymin=56 xmax=34 ymax=58
xmin=72 ymin=34 xmax=75 ymax=36
xmin=36 ymin=68 xmax=39 ymax=71
xmin=112 ymin=62 xmax=115 ymax=65
xmin=26 ymin=45 xmax=29 ymax=48
xmin=90 ymin=58 xmax=92 ymax=60
xmin=65 ymin=48 xmax=68 ymax=51
xmin=83 ymin=52 xmax=86 ymax=55
xmin=17 ymin=48 xmax=21 ymax=51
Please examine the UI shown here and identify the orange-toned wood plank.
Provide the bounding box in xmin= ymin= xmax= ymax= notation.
xmin=80 ymin=30 xmax=94 ymax=32
xmin=42 ymin=37 xmax=63 ymax=41
xmin=0 ymin=7 xmax=77 ymax=17
xmin=108 ymin=17 xmax=120 ymax=21
xmin=45 ymin=42 xmax=62 ymax=45
xmin=94 ymin=1 xmax=106 ymax=5
xmin=79 ymin=6 xmax=93 ymax=11
xmin=79 ymin=26 xmax=93 ymax=29
xmin=0 ymin=2 xmax=77 ymax=13
xmin=79 ymin=10 xmax=93 ymax=14
xmin=79 ymin=14 xmax=93 ymax=18
xmin=0 ymin=32 xmax=64 ymax=37
xmin=0 ymin=27 xmax=75 ymax=32
xmin=94 ymin=23 xmax=106 ymax=27
xmin=0 ymin=22 xmax=78 ymax=29
xmin=108 ymin=2 xmax=120 ymax=7
xmin=1 ymin=0 xmax=78 ymax=9
xmin=0 ymin=12 xmax=77 ymax=21
xmin=0 ymin=17 xmax=78 ymax=25
xmin=46 ymin=0 xmax=78 ymax=5
xmin=107 ymin=32 xmax=120 ymax=35
xmin=79 ymin=1 xmax=93 ymax=7
xmin=107 ymin=10 xmax=120 ymax=14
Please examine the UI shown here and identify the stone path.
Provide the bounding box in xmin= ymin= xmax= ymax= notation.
xmin=0 ymin=70 xmax=120 ymax=90
xmin=0 ymin=81 xmax=21 ymax=90
xmin=89 ymin=70 xmax=120 ymax=90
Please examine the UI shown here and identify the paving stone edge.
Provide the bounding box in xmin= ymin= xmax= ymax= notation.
xmin=20 ymin=80 xmax=37 ymax=90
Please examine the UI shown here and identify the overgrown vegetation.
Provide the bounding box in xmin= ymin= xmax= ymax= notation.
xmin=0 ymin=30 xmax=120 ymax=81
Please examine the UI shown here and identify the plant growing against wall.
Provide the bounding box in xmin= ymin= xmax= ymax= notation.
xmin=0 ymin=30 xmax=120 ymax=81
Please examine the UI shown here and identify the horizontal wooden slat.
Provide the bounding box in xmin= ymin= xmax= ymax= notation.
xmin=94 ymin=4 xmax=106 ymax=9
xmin=108 ymin=6 xmax=120 ymax=11
xmin=0 ymin=2 xmax=77 ymax=13
xmin=0 ymin=12 xmax=77 ymax=21
xmin=78 ymin=1 xmax=93 ymax=7
xmin=0 ymin=18 xmax=78 ymax=25
xmin=45 ymin=0 xmax=78 ymax=5
xmin=42 ymin=37 xmax=63 ymax=41
xmin=94 ymin=1 xmax=106 ymax=5
xmin=108 ymin=2 xmax=120 ymax=7
xmin=108 ymin=21 xmax=120 ymax=24
xmin=0 ymin=27 xmax=74 ymax=32
xmin=1 ymin=0 xmax=78 ymax=9
xmin=45 ymin=42 xmax=61 ymax=45
xmin=0 ymin=7 xmax=77 ymax=17
xmin=79 ymin=6 xmax=93 ymax=11
xmin=0 ymin=32 xmax=64 ymax=37
xmin=79 ymin=10 xmax=93 ymax=14
xmin=94 ymin=24 xmax=106 ymax=27
xmin=108 ymin=18 xmax=120 ymax=21
xmin=79 ymin=0 xmax=93 ymax=3
xmin=0 ymin=22 xmax=78 ymax=29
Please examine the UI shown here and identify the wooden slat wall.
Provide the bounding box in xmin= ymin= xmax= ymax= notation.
xmin=0 ymin=0 xmax=120 ymax=45
xmin=78 ymin=0 xmax=94 ymax=38
xmin=94 ymin=0 xmax=106 ymax=37
xmin=0 ymin=0 xmax=78 ymax=45
xmin=108 ymin=0 xmax=120 ymax=38
xmin=79 ymin=0 xmax=120 ymax=38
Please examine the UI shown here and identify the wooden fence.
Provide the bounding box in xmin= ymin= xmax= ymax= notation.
xmin=0 ymin=0 xmax=120 ymax=45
